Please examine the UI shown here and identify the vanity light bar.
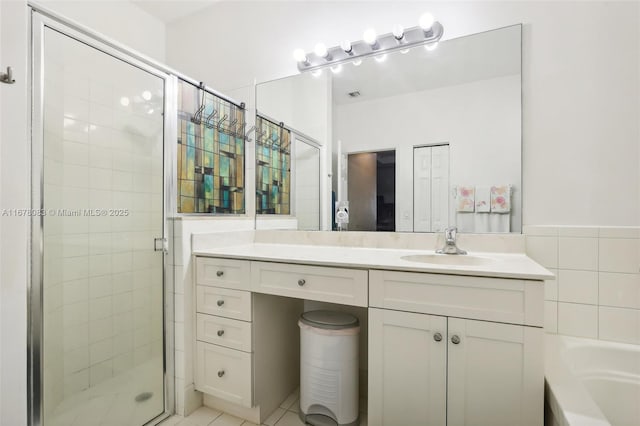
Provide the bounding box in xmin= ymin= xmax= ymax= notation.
xmin=295 ymin=20 xmax=444 ymax=73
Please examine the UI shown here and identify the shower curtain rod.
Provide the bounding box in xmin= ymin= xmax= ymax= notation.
xmin=27 ymin=0 xmax=245 ymax=108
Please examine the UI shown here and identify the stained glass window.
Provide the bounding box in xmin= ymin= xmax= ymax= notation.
xmin=177 ymin=80 xmax=245 ymax=213
xmin=255 ymin=115 xmax=291 ymax=214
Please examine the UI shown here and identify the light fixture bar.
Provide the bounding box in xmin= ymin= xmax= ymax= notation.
xmin=296 ymin=22 xmax=443 ymax=72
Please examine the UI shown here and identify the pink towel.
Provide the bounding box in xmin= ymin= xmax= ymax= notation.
xmin=490 ymin=185 xmax=511 ymax=213
xmin=456 ymin=186 xmax=475 ymax=212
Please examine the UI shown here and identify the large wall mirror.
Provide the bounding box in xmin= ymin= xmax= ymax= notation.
xmin=256 ymin=24 xmax=522 ymax=233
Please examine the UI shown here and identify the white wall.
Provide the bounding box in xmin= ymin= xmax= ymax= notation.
xmin=166 ymin=0 xmax=640 ymax=227
xmin=258 ymin=72 xmax=331 ymax=146
xmin=0 ymin=2 xmax=4 ymax=423
xmin=335 ymin=75 xmax=521 ymax=232
xmin=36 ymin=0 xmax=166 ymax=62
xmin=0 ymin=1 xmax=29 ymax=425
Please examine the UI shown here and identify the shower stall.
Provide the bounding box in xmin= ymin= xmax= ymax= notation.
xmin=30 ymin=9 xmax=175 ymax=426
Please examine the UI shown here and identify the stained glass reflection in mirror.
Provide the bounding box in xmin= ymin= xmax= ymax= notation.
xmin=256 ymin=115 xmax=291 ymax=214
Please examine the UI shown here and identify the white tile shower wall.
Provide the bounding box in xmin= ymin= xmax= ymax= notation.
xmin=172 ymin=218 xmax=255 ymax=416
xmin=524 ymin=226 xmax=640 ymax=344
xmin=41 ymin=42 xmax=164 ymax=416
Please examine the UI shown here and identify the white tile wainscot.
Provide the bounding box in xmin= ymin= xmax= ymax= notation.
xmin=524 ymin=226 xmax=640 ymax=343
xmin=190 ymin=231 xmax=551 ymax=426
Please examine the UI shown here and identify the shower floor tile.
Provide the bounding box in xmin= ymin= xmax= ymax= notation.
xmin=47 ymin=355 xmax=164 ymax=426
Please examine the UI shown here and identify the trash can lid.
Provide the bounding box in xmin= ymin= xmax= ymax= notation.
xmin=299 ymin=310 xmax=359 ymax=330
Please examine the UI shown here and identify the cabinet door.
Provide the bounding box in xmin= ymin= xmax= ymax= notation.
xmin=368 ymin=308 xmax=447 ymax=426
xmin=447 ymin=318 xmax=543 ymax=426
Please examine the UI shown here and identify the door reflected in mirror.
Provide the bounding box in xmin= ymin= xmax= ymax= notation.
xmin=347 ymin=151 xmax=396 ymax=232
xmin=256 ymin=24 xmax=522 ymax=233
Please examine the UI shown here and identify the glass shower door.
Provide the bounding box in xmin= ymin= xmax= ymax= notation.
xmin=40 ymin=26 xmax=167 ymax=426
xmin=294 ymin=137 xmax=321 ymax=230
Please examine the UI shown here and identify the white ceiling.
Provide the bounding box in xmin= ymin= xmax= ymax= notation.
xmin=131 ymin=0 xmax=218 ymax=23
xmin=332 ymin=25 xmax=521 ymax=105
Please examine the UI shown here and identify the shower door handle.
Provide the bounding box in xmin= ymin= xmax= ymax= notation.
xmin=154 ymin=237 xmax=167 ymax=253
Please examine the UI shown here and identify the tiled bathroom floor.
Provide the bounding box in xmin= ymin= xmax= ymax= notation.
xmin=162 ymin=388 xmax=367 ymax=426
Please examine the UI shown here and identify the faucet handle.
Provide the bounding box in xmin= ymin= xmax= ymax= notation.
xmin=445 ymin=226 xmax=458 ymax=241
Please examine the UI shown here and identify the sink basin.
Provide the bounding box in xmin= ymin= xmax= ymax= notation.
xmin=401 ymin=254 xmax=495 ymax=266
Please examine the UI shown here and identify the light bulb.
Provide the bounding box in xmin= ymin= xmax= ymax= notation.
xmin=424 ymin=41 xmax=439 ymax=51
xmin=120 ymin=97 xmax=130 ymax=107
xmin=314 ymin=43 xmax=328 ymax=58
xmin=311 ymin=69 xmax=323 ymax=78
xmin=352 ymin=59 xmax=362 ymax=66
xmin=330 ymin=64 xmax=343 ymax=74
xmin=374 ymin=54 xmax=388 ymax=63
xmin=393 ymin=24 xmax=405 ymax=40
xmin=142 ymin=90 xmax=152 ymax=101
xmin=363 ymin=28 xmax=377 ymax=46
xmin=340 ymin=39 xmax=353 ymax=53
xmin=419 ymin=13 xmax=435 ymax=31
xmin=293 ymin=48 xmax=307 ymax=63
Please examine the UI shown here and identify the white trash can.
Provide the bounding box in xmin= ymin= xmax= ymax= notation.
xmin=299 ymin=310 xmax=360 ymax=426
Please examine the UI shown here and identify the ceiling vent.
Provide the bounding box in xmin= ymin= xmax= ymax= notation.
xmin=347 ymin=91 xmax=361 ymax=98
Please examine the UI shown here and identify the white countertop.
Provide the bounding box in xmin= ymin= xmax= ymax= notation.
xmin=193 ymin=243 xmax=554 ymax=281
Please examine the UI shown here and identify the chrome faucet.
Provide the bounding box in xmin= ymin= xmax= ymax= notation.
xmin=436 ymin=226 xmax=467 ymax=255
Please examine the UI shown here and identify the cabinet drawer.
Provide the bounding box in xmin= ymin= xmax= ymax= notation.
xmin=196 ymin=286 xmax=252 ymax=321
xmin=195 ymin=341 xmax=252 ymax=407
xmin=369 ymin=270 xmax=543 ymax=326
xmin=196 ymin=257 xmax=251 ymax=290
xmin=251 ymin=261 xmax=368 ymax=307
xmin=197 ymin=313 xmax=252 ymax=352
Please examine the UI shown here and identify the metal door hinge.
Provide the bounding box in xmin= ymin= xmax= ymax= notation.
xmin=154 ymin=237 xmax=168 ymax=253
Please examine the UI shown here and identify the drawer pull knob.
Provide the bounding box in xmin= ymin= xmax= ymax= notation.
xmin=216 ymin=270 xmax=224 ymax=277
xmin=451 ymin=335 xmax=461 ymax=345
xmin=433 ymin=332 xmax=442 ymax=342
xmin=217 ymin=329 xmax=225 ymax=337
xmin=298 ymin=279 xmax=306 ymax=286
xmin=217 ymin=370 xmax=225 ymax=378
xmin=217 ymin=300 xmax=225 ymax=307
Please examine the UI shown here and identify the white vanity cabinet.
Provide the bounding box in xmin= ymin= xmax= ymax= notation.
xmin=368 ymin=270 xmax=544 ymax=426
xmin=193 ymin=254 xmax=546 ymax=426
xmin=194 ymin=256 xmax=303 ymax=423
xmin=194 ymin=257 xmax=254 ymax=407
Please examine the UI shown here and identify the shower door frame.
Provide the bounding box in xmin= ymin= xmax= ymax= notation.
xmin=29 ymin=8 xmax=177 ymax=426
